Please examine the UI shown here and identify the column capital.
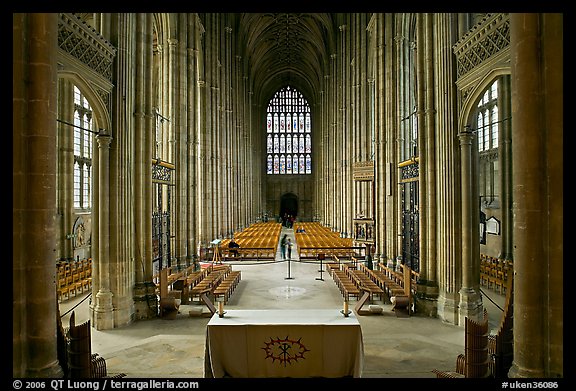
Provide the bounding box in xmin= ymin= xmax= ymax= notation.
xmin=458 ymin=128 xmax=474 ymax=145
xmin=96 ymin=132 xmax=112 ymax=147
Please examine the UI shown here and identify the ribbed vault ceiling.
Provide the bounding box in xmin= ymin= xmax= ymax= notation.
xmin=239 ymin=13 xmax=335 ymax=107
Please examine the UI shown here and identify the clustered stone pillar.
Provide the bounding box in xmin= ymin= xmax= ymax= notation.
xmin=430 ymin=13 xmax=458 ymax=320
xmin=457 ymin=129 xmax=483 ymax=323
xmin=508 ymin=13 xmax=563 ymax=378
xmin=56 ymin=79 xmax=75 ymax=263
xmin=498 ymin=75 xmax=513 ymax=262
xmin=130 ymin=12 xmax=157 ymax=321
xmin=93 ymin=133 xmax=114 ymax=330
xmin=13 ymin=12 xmax=64 ymax=378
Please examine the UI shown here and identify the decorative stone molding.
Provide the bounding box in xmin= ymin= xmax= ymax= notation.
xmin=453 ymin=13 xmax=510 ymax=80
xmin=58 ymin=13 xmax=117 ymax=83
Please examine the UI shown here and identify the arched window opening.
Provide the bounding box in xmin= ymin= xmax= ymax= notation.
xmin=476 ymin=79 xmax=500 ymax=210
xmin=477 ymin=79 xmax=499 ymax=152
xmin=73 ymin=85 xmax=93 ymax=210
xmin=266 ymin=86 xmax=311 ymax=175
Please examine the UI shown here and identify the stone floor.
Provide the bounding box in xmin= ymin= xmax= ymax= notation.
xmin=59 ymin=227 xmax=505 ymax=379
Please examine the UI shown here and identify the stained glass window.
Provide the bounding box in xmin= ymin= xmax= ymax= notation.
xmin=266 ymin=86 xmax=311 ymax=174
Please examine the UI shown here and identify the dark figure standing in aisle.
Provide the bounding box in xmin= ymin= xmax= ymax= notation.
xmin=280 ymin=234 xmax=288 ymax=260
xmin=286 ymin=238 xmax=293 ymax=260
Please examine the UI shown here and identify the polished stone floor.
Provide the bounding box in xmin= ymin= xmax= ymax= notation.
xmin=59 ymin=227 xmax=505 ymax=379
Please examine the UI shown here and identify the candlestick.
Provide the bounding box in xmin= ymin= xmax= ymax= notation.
xmin=341 ymin=300 xmax=350 ymax=317
xmin=218 ymin=301 xmax=224 ymax=317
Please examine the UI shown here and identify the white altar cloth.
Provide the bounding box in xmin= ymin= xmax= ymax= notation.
xmin=204 ymin=309 xmax=364 ymax=378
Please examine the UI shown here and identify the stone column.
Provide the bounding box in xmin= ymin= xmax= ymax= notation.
xmin=423 ymin=13 xmax=437 ymax=288
xmin=207 ymin=15 xmax=218 ymax=241
xmin=330 ymin=53 xmax=337 ymax=229
xmin=143 ymin=13 xmax=155 ymax=288
xmin=321 ymin=77 xmax=329 ymax=225
xmin=13 ymin=12 xmax=64 ymax=378
xmin=57 ymin=79 xmax=75 ymax=262
xmin=415 ymin=13 xmax=428 ymax=284
xmin=432 ymin=13 xmax=458 ymax=320
xmin=457 ymin=129 xmax=483 ymax=324
xmin=195 ymin=17 xmax=207 ymax=248
xmin=384 ymin=14 xmax=397 ymax=264
xmin=131 ymin=13 xmax=156 ymax=320
xmin=172 ymin=26 xmax=187 ymax=269
xmin=187 ymin=14 xmax=200 ymax=267
xmin=93 ymin=132 xmax=114 ymax=330
xmin=508 ymin=13 xmax=563 ymax=378
xmin=499 ymin=75 xmax=513 ymax=261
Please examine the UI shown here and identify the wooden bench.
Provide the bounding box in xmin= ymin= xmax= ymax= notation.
xmin=325 ymin=262 xmax=340 ymax=276
xmin=331 ymin=269 xmax=361 ymax=302
xmin=348 ymin=266 xmax=385 ymax=302
xmin=222 ymin=247 xmax=276 ymax=260
xmin=369 ymin=264 xmax=409 ymax=302
xmin=212 ymin=270 xmax=242 ymax=304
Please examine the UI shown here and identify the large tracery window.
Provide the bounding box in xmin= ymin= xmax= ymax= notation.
xmin=266 ymin=86 xmax=311 ymax=175
xmin=73 ymin=86 xmax=93 ymax=210
xmin=477 ymin=80 xmax=499 ymax=153
xmin=476 ymin=79 xmax=500 ymax=208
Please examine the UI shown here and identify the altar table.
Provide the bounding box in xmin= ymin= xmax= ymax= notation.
xmin=204 ymin=309 xmax=364 ymax=378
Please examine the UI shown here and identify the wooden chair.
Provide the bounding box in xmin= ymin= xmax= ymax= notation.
xmin=72 ymin=272 xmax=84 ymax=295
xmin=82 ymin=277 xmax=91 ymax=293
xmin=66 ymin=275 xmax=77 ymax=298
xmin=58 ymin=277 xmax=70 ymax=302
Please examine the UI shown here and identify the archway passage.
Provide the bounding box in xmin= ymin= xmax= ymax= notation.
xmin=280 ymin=193 xmax=298 ymax=226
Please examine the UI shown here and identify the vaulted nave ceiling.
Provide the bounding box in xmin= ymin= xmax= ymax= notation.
xmin=238 ymin=13 xmax=336 ymax=107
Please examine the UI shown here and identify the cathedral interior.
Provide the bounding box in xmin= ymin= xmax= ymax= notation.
xmin=13 ymin=13 xmax=563 ymax=379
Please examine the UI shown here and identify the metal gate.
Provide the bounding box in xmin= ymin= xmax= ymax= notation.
xmin=152 ymin=160 xmax=174 ymax=275
xmin=400 ymin=161 xmax=420 ymax=272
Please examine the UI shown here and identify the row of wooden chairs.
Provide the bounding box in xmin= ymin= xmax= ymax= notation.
xmin=342 ymin=263 xmax=386 ymax=302
xmin=480 ymin=255 xmax=512 ymax=295
xmin=57 ymin=258 xmax=92 ymax=279
xmin=331 ymin=269 xmax=361 ymax=302
xmin=294 ymin=222 xmax=358 ymax=259
xmin=372 ymin=262 xmax=408 ymax=299
xmin=57 ymin=260 xmax=93 ymax=302
xmin=189 ymin=264 xmax=232 ymax=303
xmin=220 ymin=222 xmax=281 ymax=259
